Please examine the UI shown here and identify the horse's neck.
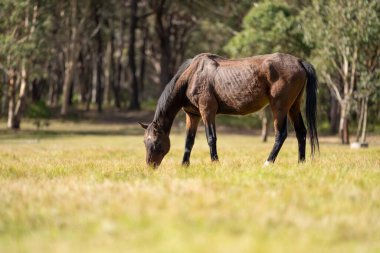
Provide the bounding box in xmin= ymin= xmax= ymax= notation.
xmin=153 ymin=92 xmax=183 ymax=134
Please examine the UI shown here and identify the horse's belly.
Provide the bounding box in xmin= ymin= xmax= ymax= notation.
xmin=214 ymin=84 xmax=269 ymax=115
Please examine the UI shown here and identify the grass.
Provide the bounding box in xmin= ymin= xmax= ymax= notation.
xmin=0 ymin=120 xmax=380 ymax=253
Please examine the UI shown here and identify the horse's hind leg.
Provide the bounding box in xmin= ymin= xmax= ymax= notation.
xmin=182 ymin=112 xmax=201 ymax=166
xmin=265 ymin=109 xmax=288 ymax=166
xmin=204 ymin=115 xmax=218 ymax=162
xmin=289 ymin=101 xmax=307 ymax=162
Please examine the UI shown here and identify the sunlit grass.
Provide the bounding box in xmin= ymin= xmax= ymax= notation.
xmin=0 ymin=122 xmax=379 ymax=253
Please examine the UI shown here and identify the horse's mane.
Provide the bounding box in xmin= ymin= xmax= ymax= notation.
xmin=153 ymin=58 xmax=193 ymax=122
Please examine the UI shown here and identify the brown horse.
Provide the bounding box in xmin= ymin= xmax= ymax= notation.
xmin=139 ymin=53 xmax=319 ymax=168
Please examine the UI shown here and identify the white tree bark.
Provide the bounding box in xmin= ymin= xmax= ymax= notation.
xmin=7 ymin=69 xmax=16 ymax=128
xmin=360 ymin=96 xmax=368 ymax=143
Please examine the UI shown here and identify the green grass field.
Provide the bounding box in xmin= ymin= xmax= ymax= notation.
xmin=0 ymin=121 xmax=380 ymax=253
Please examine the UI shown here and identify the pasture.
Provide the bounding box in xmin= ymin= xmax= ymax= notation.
xmin=0 ymin=120 xmax=380 ymax=253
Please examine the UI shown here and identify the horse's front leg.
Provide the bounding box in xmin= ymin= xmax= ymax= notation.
xmin=199 ymin=108 xmax=218 ymax=162
xmin=182 ymin=112 xmax=201 ymax=166
xmin=198 ymin=93 xmax=219 ymax=162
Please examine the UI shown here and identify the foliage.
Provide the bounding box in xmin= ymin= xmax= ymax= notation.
xmin=0 ymin=0 xmax=50 ymax=70
xmin=300 ymin=0 xmax=380 ymax=75
xmin=186 ymin=0 xmax=253 ymax=57
xmin=224 ymin=1 xmax=310 ymax=57
xmin=25 ymin=100 xmax=51 ymax=129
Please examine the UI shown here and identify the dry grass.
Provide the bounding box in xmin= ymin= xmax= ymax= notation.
xmin=0 ymin=121 xmax=380 ymax=253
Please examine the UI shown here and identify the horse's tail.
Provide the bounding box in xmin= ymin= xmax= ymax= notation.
xmin=300 ymin=60 xmax=319 ymax=157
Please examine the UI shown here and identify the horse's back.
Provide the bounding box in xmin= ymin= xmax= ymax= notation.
xmin=184 ymin=53 xmax=306 ymax=115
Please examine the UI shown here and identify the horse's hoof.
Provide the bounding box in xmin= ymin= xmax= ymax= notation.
xmin=263 ymin=161 xmax=272 ymax=167
xmin=182 ymin=161 xmax=190 ymax=167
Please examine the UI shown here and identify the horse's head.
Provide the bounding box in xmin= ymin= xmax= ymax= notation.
xmin=139 ymin=121 xmax=170 ymax=168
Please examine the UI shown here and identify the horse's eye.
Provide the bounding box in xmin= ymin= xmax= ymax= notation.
xmin=153 ymin=143 xmax=161 ymax=152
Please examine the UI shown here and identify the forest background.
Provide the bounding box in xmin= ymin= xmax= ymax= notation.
xmin=0 ymin=0 xmax=379 ymax=144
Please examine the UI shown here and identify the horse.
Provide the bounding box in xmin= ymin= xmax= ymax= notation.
xmin=139 ymin=53 xmax=319 ymax=168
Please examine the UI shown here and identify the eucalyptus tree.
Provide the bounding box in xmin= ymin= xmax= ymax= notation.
xmin=0 ymin=0 xmax=42 ymax=128
xmin=60 ymin=0 xmax=92 ymax=115
xmin=301 ymin=0 xmax=380 ymax=144
xmin=354 ymin=18 xmax=380 ymax=144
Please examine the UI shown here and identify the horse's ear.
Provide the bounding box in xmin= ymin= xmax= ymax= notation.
xmin=138 ymin=122 xmax=148 ymax=129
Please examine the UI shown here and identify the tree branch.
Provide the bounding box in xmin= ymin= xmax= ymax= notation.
xmin=323 ymin=72 xmax=343 ymax=103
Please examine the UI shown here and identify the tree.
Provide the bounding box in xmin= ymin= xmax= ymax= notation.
xmin=224 ymin=1 xmax=310 ymax=58
xmin=355 ymin=1 xmax=380 ymax=144
xmin=60 ymin=0 xmax=90 ymax=115
xmin=0 ymin=0 xmax=40 ymax=129
xmin=92 ymin=0 xmax=105 ymax=112
xmin=301 ymin=0 xmax=380 ymax=144
xmin=127 ymin=0 xmax=140 ymax=110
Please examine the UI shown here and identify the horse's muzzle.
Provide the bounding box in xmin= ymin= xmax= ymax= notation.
xmin=146 ymin=158 xmax=161 ymax=169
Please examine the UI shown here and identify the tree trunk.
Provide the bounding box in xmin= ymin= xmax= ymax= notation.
xmin=113 ymin=56 xmax=122 ymax=110
xmin=360 ymin=96 xmax=368 ymax=143
xmin=94 ymin=3 xmax=103 ymax=113
xmin=139 ymin=24 xmax=148 ymax=96
xmin=77 ymin=51 xmax=86 ymax=104
xmin=7 ymin=70 xmax=16 ymax=129
xmin=329 ymin=94 xmax=339 ymax=134
xmin=1 ymin=71 xmax=8 ymax=115
xmin=61 ymin=0 xmax=81 ymax=115
xmin=338 ymin=100 xmax=350 ymax=144
xmin=104 ymin=40 xmax=111 ymax=106
xmin=159 ymin=42 xmax=172 ymax=89
xmin=109 ymin=31 xmax=120 ymax=109
xmin=356 ymin=98 xmax=365 ymax=142
xmin=90 ymin=52 xmax=97 ymax=107
xmin=7 ymin=62 xmax=28 ymax=129
xmin=154 ymin=4 xmax=173 ymax=90
xmin=61 ymin=59 xmax=75 ymax=115
xmin=128 ymin=0 xmax=140 ymax=110
xmin=339 ymin=116 xmax=349 ymax=144
xmin=30 ymin=78 xmax=39 ymax=102
xmin=48 ymin=65 xmax=58 ymax=107
xmin=112 ymin=18 xmax=124 ymax=110
xmin=342 ymin=118 xmax=350 ymax=144
xmin=12 ymin=61 xmax=28 ymax=129
xmin=51 ymin=51 xmax=65 ymax=107
xmin=85 ymin=65 xmax=93 ymax=112
xmin=68 ymin=74 xmax=75 ymax=106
